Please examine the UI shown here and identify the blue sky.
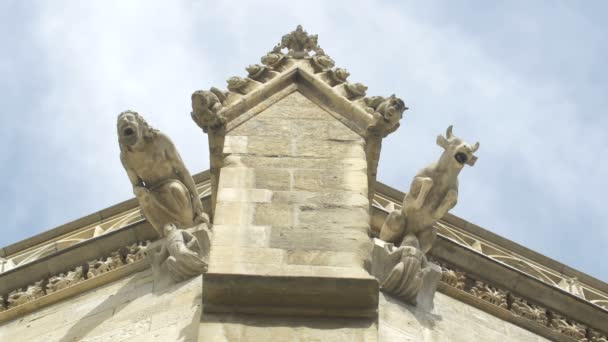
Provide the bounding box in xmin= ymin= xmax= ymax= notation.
xmin=1 ymin=1 xmax=606 ymax=282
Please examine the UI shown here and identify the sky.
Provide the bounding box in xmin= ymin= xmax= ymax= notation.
xmin=1 ymin=1 xmax=606 ymax=282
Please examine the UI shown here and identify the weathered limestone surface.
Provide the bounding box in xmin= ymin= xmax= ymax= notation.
xmin=204 ymin=91 xmax=377 ymax=316
xmin=0 ymin=269 xmax=201 ymax=342
xmin=379 ymin=292 xmax=550 ymax=342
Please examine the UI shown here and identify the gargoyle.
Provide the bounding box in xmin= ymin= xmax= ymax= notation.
xmin=380 ymin=125 xmax=479 ymax=253
xmin=118 ymin=111 xmax=210 ymax=236
xmin=191 ymin=87 xmax=227 ymax=133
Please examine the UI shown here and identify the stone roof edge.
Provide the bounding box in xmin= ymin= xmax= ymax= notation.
xmin=1 ymin=170 xmax=211 ymax=258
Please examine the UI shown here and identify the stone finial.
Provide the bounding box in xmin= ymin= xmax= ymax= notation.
xmin=275 ymin=25 xmax=320 ymax=59
xmin=118 ymin=111 xmax=210 ymax=236
xmin=191 ymin=88 xmax=227 ymax=133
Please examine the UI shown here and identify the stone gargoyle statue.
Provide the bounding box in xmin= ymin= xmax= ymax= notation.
xmin=372 ymin=125 xmax=479 ymax=309
xmin=152 ymin=223 xmax=210 ymax=283
xmin=117 ymin=110 xmax=210 ymax=237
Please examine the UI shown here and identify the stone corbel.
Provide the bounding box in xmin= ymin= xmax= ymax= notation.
xmin=371 ymin=238 xmax=441 ymax=311
xmin=7 ymin=281 xmax=45 ymax=308
xmin=147 ymin=223 xmax=211 ymax=286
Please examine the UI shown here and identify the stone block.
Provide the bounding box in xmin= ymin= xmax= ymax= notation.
xmin=254 ymin=168 xmax=291 ymax=191
xmin=203 ymin=273 xmax=379 ymax=318
xmin=253 ymin=203 xmax=294 ymax=226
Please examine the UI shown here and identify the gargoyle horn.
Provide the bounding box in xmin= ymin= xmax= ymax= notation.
xmin=470 ymin=142 xmax=480 ymax=153
xmin=446 ymin=125 xmax=454 ymax=139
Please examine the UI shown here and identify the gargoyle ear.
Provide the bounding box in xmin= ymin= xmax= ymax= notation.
xmin=436 ymin=135 xmax=448 ymax=149
xmin=466 ymin=155 xmax=478 ymax=166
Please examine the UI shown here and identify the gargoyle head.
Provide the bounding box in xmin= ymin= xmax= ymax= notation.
xmin=437 ymin=125 xmax=480 ymax=167
xmin=117 ymin=111 xmax=157 ymax=148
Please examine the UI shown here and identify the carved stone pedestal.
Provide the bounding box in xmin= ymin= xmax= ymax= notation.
xmin=371 ymin=238 xmax=441 ymax=311
xmin=147 ymin=223 xmax=212 ymax=290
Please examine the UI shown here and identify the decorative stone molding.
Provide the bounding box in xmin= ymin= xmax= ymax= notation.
xmin=559 ymin=277 xmax=586 ymax=299
xmin=511 ymin=296 xmax=549 ymax=325
xmin=7 ymin=281 xmax=45 ymax=308
xmin=437 ymin=260 xmax=608 ymax=342
xmin=469 ymin=280 xmax=508 ymax=309
xmin=549 ymin=314 xmax=587 ymax=340
xmin=439 ymin=264 xmax=466 ymax=290
xmin=0 ymin=240 xmax=150 ymax=322
xmin=272 ymin=24 xmax=321 ymax=59
xmin=47 ymin=267 xmax=84 ymax=294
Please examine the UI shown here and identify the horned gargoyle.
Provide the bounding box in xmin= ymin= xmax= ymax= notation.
xmin=372 ymin=125 xmax=479 ymax=307
xmin=380 ymin=125 xmax=479 ymax=252
xmin=191 ymin=87 xmax=227 ymax=133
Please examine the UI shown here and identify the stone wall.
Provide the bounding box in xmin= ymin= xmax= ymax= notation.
xmin=211 ymin=91 xmax=371 ymax=276
xmin=379 ymin=292 xmax=549 ymax=342
xmin=0 ymin=269 xmax=201 ymax=342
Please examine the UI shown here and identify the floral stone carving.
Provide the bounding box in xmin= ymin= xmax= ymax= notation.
xmin=150 ymin=223 xmax=211 ymax=283
xmin=47 ymin=267 xmax=84 ymax=294
xmin=118 ymin=111 xmax=210 ymax=236
xmin=373 ymin=125 xmax=479 ymax=309
xmin=511 ymin=296 xmax=548 ymax=325
xmin=470 ymin=281 xmax=508 ymax=309
xmin=7 ymin=281 xmax=45 ymax=308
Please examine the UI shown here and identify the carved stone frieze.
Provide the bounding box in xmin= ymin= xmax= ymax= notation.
xmin=0 ymin=240 xmax=149 ymax=313
xmin=510 ymin=296 xmax=548 ymax=325
xmin=125 ymin=241 xmax=149 ymax=264
xmin=549 ymin=314 xmax=587 ymax=340
xmin=470 ymin=281 xmax=509 ymax=309
xmin=150 ymin=223 xmax=211 ymax=283
xmin=47 ymin=267 xmax=84 ymax=294
xmin=439 ymin=265 xmax=466 ymax=291
xmin=118 ymin=111 xmax=210 ymax=236
xmin=87 ymin=252 xmax=123 ymax=279
xmin=7 ymin=281 xmax=45 ymax=308
xmin=590 ymin=331 xmax=608 ymax=342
